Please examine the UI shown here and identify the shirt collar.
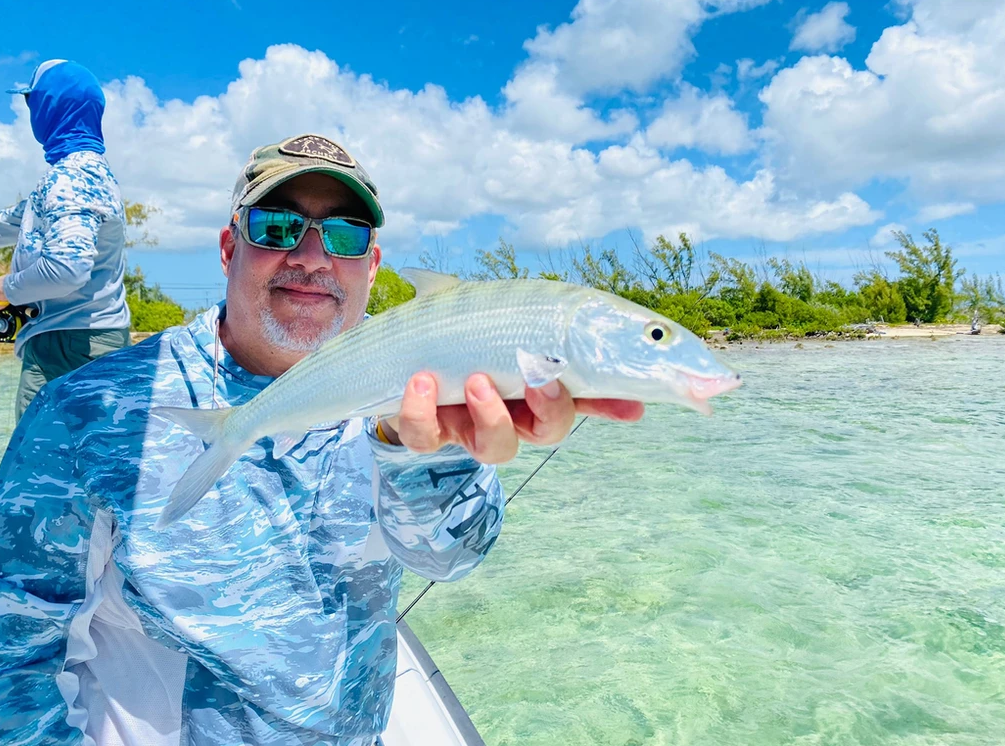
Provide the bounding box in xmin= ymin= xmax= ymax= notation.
xmin=188 ymin=302 xmax=276 ymax=391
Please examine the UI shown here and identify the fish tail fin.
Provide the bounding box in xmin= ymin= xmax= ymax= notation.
xmin=151 ymin=406 xmax=244 ymax=530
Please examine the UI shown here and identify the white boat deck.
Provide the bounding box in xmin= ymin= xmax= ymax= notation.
xmin=380 ymin=622 xmax=485 ymax=746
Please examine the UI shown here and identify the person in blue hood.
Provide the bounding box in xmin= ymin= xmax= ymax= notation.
xmin=0 ymin=59 xmax=131 ymax=421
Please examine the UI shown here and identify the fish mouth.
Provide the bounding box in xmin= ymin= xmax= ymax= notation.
xmin=684 ymin=372 xmax=742 ymax=415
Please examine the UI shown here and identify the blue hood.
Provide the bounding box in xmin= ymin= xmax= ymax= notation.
xmin=27 ymin=61 xmax=106 ymax=165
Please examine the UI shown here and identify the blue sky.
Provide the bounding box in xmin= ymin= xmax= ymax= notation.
xmin=2 ymin=0 xmax=1002 ymax=309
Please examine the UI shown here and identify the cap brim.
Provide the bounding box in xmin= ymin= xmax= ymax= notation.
xmin=6 ymin=87 xmax=30 ymax=95
xmin=238 ymin=165 xmax=385 ymax=228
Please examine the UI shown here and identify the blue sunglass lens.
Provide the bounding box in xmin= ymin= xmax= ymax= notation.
xmin=247 ymin=208 xmax=305 ymax=249
xmin=320 ymin=218 xmax=372 ymax=257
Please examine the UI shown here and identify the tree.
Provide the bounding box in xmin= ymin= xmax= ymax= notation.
xmin=125 ymin=265 xmax=187 ymax=332
xmin=958 ymin=273 xmax=1005 ymax=324
xmin=571 ymin=244 xmax=634 ymax=295
xmin=855 ymin=270 xmax=907 ymax=323
xmin=124 ymin=265 xmax=176 ymax=304
xmin=710 ymin=252 xmax=758 ymax=319
xmin=417 ymin=237 xmax=455 ymax=274
xmin=130 ymin=299 xmax=185 ymax=332
xmin=767 ymin=257 xmax=814 ymax=303
xmin=367 ymin=266 xmax=416 ymax=315
xmin=636 ymin=233 xmax=719 ymax=298
xmin=537 ymin=249 xmax=571 ymax=282
xmin=885 ymin=229 xmax=963 ymax=322
xmin=124 ymin=201 xmax=161 ymax=249
xmin=471 ymin=239 xmax=529 ymax=280
xmin=121 ymin=201 xmax=188 ymax=332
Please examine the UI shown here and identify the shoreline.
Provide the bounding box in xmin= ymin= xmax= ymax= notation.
xmin=711 ymin=323 xmax=1003 ymax=347
xmin=1 ymin=325 xmax=1001 ymax=358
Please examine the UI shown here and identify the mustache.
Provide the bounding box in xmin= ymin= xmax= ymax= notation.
xmin=268 ymin=269 xmax=347 ymax=303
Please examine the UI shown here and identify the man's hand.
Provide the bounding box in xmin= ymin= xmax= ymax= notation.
xmin=0 ymin=275 xmax=9 ymax=308
xmin=379 ymin=372 xmax=644 ymax=464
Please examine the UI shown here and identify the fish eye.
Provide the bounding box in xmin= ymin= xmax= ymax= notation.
xmin=644 ymin=321 xmax=672 ymax=344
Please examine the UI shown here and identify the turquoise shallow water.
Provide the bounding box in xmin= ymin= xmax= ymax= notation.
xmin=1 ymin=338 xmax=1003 ymax=744
xmin=399 ymin=336 xmax=1005 ymax=746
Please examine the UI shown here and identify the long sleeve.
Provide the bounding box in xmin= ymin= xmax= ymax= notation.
xmin=368 ymin=423 xmax=505 ymax=582
xmin=0 ymin=390 xmax=94 ymax=745
xmin=3 ymin=185 xmax=102 ymax=305
xmin=0 ymin=308 xmax=504 ymax=742
xmin=0 ymin=200 xmax=25 ymax=247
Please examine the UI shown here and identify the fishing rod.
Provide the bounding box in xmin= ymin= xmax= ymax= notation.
xmin=396 ymin=415 xmax=590 ymax=624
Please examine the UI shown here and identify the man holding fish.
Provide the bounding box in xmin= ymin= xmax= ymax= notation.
xmin=0 ymin=134 xmax=739 ymax=744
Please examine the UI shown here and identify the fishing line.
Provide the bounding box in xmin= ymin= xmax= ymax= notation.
xmin=396 ymin=415 xmax=590 ymax=624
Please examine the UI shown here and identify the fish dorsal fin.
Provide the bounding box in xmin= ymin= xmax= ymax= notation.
xmin=399 ymin=268 xmax=462 ymax=297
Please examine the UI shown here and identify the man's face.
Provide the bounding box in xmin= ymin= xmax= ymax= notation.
xmin=219 ymin=172 xmax=381 ymax=373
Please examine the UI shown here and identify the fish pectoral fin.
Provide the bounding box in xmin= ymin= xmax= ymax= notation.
xmin=516 ymin=348 xmax=568 ymax=388
xmin=271 ymin=431 xmax=305 ymax=460
xmin=154 ymin=439 xmax=244 ymax=530
xmin=151 ymin=405 xmax=235 ymax=444
xmin=399 ymin=268 xmax=463 ymax=297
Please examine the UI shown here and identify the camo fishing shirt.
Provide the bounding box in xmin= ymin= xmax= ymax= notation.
xmin=0 ymin=304 xmax=505 ymax=745
xmin=0 ymin=150 xmax=130 ymax=357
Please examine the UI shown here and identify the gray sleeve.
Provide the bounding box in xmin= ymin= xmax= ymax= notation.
xmin=0 ymin=200 xmax=25 ymax=247
xmin=3 ymin=202 xmax=101 ymax=305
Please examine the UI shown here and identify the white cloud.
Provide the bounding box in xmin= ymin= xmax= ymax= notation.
xmin=871 ymin=223 xmax=907 ymax=247
xmin=532 ymin=145 xmax=880 ymax=245
xmin=708 ymin=62 xmax=733 ymax=89
xmin=760 ymin=2 xmax=1005 ymax=205
xmin=518 ymin=0 xmax=775 ymax=95
xmin=790 ymin=2 xmax=857 ymax=54
xmin=646 ymin=84 xmax=754 ymax=155
xmin=501 ymin=63 xmax=638 ymax=143
xmin=736 ymin=58 xmax=780 ymax=81
xmin=503 ymin=0 xmax=770 ymax=141
xmin=955 ymin=233 xmax=1005 ymax=259
xmin=0 ymin=44 xmax=879 ymax=255
xmin=0 ymin=50 xmax=38 ymax=66
xmin=893 ymin=0 xmax=1001 ymax=35
xmin=520 ymin=0 xmax=707 ymax=96
xmin=3 ymin=0 xmax=1000 ymax=271
xmin=916 ymin=201 xmax=976 ymax=222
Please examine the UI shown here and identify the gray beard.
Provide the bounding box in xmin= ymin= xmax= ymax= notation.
xmin=261 ymin=270 xmax=349 ymax=352
xmin=260 ymin=307 xmax=345 ymax=352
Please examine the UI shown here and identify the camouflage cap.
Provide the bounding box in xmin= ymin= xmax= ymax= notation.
xmin=231 ymin=134 xmax=384 ymax=228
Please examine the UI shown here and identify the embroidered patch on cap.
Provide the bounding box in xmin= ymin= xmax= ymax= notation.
xmin=279 ymin=135 xmax=355 ymax=167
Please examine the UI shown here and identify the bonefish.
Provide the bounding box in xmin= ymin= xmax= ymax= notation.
xmin=153 ymin=269 xmax=741 ymax=528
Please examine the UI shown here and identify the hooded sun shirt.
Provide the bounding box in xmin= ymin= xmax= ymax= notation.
xmin=28 ymin=60 xmax=107 ymax=165
xmin=0 ymin=60 xmax=130 ymax=351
